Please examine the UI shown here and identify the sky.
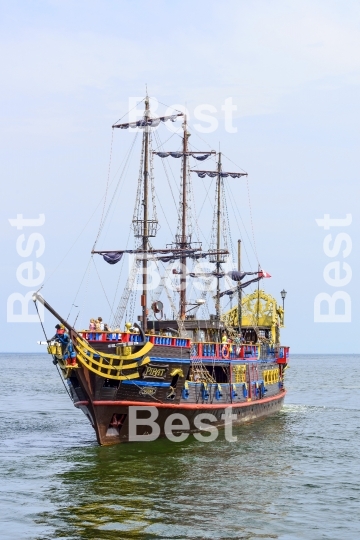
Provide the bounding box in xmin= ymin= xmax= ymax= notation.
xmin=1 ymin=0 xmax=359 ymax=353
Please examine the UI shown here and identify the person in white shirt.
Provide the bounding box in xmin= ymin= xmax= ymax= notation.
xmin=98 ymin=317 xmax=104 ymax=331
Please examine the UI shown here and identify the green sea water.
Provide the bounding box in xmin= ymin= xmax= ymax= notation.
xmin=0 ymin=353 xmax=359 ymax=540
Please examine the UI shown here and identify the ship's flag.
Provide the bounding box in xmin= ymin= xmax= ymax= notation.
xmin=258 ymin=270 xmax=271 ymax=278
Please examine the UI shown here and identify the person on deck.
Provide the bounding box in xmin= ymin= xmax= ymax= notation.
xmin=89 ymin=319 xmax=96 ymax=331
xmin=98 ymin=317 xmax=104 ymax=330
xmin=48 ymin=324 xmax=65 ymax=342
xmin=47 ymin=324 xmax=76 ymax=364
xmin=95 ymin=319 xmax=101 ymax=331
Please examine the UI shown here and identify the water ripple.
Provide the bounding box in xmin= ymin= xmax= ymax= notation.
xmin=0 ymin=353 xmax=359 ymax=539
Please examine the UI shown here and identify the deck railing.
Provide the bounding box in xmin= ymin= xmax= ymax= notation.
xmin=78 ymin=332 xmax=289 ymax=360
xmin=191 ymin=342 xmax=258 ymax=360
xmin=191 ymin=342 xmax=290 ymax=362
xmin=78 ymin=331 xmax=191 ymax=348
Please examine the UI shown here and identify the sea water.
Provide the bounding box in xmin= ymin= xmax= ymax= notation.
xmin=0 ymin=353 xmax=359 ymax=540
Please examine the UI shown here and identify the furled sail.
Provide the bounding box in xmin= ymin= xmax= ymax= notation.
xmin=95 ymin=248 xmax=215 ymax=265
xmin=218 ymin=270 xmax=271 ymax=298
xmin=101 ymin=252 xmax=124 ymax=264
xmin=188 ymin=270 xmax=258 ymax=280
xmin=154 ymin=152 xmax=212 ymax=161
xmin=96 ymin=248 xmax=229 ymax=265
xmin=157 ymin=250 xmax=229 ymax=264
xmin=112 ymin=113 xmax=183 ymax=129
xmin=192 ymin=170 xmax=247 ymax=178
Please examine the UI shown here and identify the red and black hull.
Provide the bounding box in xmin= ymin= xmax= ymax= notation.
xmin=73 ymin=389 xmax=286 ymax=445
xmin=56 ymin=332 xmax=289 ymax=446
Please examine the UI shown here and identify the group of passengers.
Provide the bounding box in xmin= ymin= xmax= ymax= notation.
xmin=88 ymin=317 xmax=110 ymax=332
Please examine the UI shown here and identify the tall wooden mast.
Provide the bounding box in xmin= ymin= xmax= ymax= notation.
xmin=153 ymin=126 xmax=217 ymax=322
xmin=142 ymin=97 xmax=150 ymax=331
xmin=215 ymin=152 xmax=222 ymax=319
xmin=180 ymin=116 xmax=189 ymax=320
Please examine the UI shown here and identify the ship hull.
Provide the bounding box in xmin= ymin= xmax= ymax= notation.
xmin=74 ymin=391 xmax=286 ymax=445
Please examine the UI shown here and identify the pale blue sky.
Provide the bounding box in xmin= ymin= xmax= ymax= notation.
xmin=1 ymin=0 xmax=359 ymax=352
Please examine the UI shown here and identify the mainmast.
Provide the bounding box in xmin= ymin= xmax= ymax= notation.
xmin=142 ymin=97 xmax=150 ymax=331
xmin=153 ymin=125 xmax=215 ymax=322
xmin=180 ymin=116 xmax=189 ymax=320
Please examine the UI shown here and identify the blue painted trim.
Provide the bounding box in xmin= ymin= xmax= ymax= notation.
xmin=190 ymin=358 xmax=275 ymax=364
xmin=149 ymin=357 xmax=191 ymax=364
xmin=122 ymin=380 xmax=171 ymax=387
xmin=187 ymin=382 xmax=245 ymax=387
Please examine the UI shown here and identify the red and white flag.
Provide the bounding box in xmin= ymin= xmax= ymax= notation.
xmin=258 ymin=269 xmax=271 ymax=278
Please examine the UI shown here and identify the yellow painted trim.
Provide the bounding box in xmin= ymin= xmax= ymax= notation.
xmin=170 ymin=368 xmax=184 ymax=377
xmin=76 ymin=348 xmax=150 ymax=380
xmin=75 ymin=335 xmax=153 ymax=361
xmin=76 ymin=344 xmax=150 ymax=371
xmin=76 ymin=347 xmax=150 ymax=371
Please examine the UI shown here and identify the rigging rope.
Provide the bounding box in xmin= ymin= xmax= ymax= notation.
xmin=92 ymin=257 xmax=116 ymax=321
xmin=109 ymin=227 xmax=132 ymax=321
xmin=66 ymin=255 xmax=93 ymax=322
xmin=155 ymin=190 xmax=173 ymax=236
xmin=79 ymin=255 xmax=94 ymax=330
xmin=112 ymin=97 xmax=145 ymax=127
xmin=133 ymin=134 xmax=145 ymax=223
xmin=189 ymin=171 xmax=202 ymax=244
xmin=225 ymin=182 xmax=256 ymax=269
xmin=111 ymin=256 xmax=141 ymax=328
xmin=95 ymin=132 xmax=139 ymax=247
xmin=223 ymin=183 xmax=235 ymax=262
xmin=246 ymin=176 xmax=259 ymax=265
xmin=153 ymin=127 xmax=181 ymax=150
xmin=93 ymin=129 xmax=114 ymax=250
xmin=149 ymin=131 xmax=158 ymax=223
xmin=153 ymin=130 xmax=180 ymax=212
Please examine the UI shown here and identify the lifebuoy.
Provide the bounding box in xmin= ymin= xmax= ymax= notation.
xmin=222 ymin=345 xmax=229 ymax=359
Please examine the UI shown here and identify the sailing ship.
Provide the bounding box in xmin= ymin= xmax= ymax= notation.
xmin=34 ymin=96 xmax=289 ymax=445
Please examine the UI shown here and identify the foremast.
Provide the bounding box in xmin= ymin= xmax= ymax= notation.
xmin=142 ymin=97 xmax=150 ymax=331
